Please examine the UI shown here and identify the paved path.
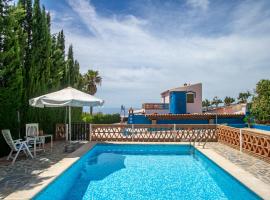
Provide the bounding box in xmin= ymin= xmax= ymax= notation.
xmin=205 ymin=142 xmax=270 ymax=185
xmin=0 ymin=141 xmax=83 ymax=199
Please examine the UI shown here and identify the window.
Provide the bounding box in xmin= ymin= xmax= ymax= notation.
xmin=186 ymin=93 xmax=194 ymax=103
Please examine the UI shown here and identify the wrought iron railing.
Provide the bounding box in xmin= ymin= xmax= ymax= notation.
xmin=55 ymin=122 xmax=90 ymax=141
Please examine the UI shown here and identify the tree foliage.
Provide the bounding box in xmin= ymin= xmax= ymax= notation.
xmin=82 ymin=70 xmax=102 ymax=114
xmin=82 ymin=113 xmax=120 ymax=124
xmin=237 ymin=91 xmax=251 ymax=103
xmin=211 ymin=96 xmax=223 ymax=108
xmin=83 ymin=70 xmax=102 ymax=95
xmin=224 ymin=96 xmax=235 ymax=106
xmin=251 ymin=79 xmax=270 ymax=123
xmin=0 ymin=0 xmax=98 ymax=156
xmin=202 ymin=99 xmax=211 ymax=110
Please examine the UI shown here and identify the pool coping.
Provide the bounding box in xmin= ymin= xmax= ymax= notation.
xmin=4 ymin=142 xmax=270 ymax=200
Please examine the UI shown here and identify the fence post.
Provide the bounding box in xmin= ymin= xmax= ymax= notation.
xmin=173 ymin=124 xmax=176 ymax=142
xmin=240 ymin=129 xmax=242 ymax=152
xmin=132 ymin=124 xmax=134 ymax=141
xmin=89 ymin=124 xmax=92 ymax=141
xmin=84 ymin=122 xmax=87 ymax=140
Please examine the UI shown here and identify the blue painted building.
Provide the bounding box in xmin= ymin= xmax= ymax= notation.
xmin=133 ymin=83 xmax=202 ymax=115
xmin=128 ymin=83 xmax=245 ymax=125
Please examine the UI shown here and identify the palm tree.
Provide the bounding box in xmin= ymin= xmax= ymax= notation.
xmin=211 ymin=96 xmax=223 ymax=108
xmin=224 ymin=96 xmax=235 ymax=106
xmin=237 ymin=91 xmax=251 ymax=103
xmin=202 ymin=99 xmax=211 ymax=111
xmin=83 ymin=70 xmax=102 ymax=114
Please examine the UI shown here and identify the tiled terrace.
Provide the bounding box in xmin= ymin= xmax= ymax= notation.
xmin=0 ymin=141 xmax=84 ymax=199
xmin=205 ymin=142 xmax=270 ymax=185
xmin=0 ymin=142 xmax=269 ymax=199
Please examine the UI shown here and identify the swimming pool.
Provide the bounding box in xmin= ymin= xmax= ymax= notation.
xmin=34 ymin=144 xmax=261 ymax=200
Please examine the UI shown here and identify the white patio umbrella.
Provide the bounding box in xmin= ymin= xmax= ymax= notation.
xmin=29 ymin=87 xmax=104 ymax=141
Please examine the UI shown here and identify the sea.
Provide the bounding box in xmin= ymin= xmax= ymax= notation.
xmin=83 ymin=107 xmax=139 ymax=116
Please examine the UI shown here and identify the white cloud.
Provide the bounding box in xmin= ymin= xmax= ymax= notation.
xmin=67 ymin=0 xmax=148 ymax=39
xmin=50 ymin=0 xmax=270 ymax=107
xmin=186 ymin=0 xmax=209 ymax=11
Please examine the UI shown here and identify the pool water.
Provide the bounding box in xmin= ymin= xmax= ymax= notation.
xmin=34 ymin=144 xmax=261 ymax=200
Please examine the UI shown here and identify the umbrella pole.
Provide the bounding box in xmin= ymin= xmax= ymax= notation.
xmin=69 ymin=106 xmax=71 ymax=142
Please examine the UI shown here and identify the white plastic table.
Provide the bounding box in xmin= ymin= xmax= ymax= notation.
xmin=31 ymin=135 xmax=53 ymax=157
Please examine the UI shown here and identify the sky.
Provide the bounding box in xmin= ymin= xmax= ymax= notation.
xmin=41 ymin=0 xmax=270 ymax=109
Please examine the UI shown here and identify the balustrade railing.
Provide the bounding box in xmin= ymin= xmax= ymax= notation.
xmin=55 ymin=123 xmax=270 ymax=162
xmin=90 ymin=124 xmax=218 ymax=142
xmin=217 ymin=125 xmax=270 ymax=162
xmin=217 ymin=125 xmax=240 ymax=148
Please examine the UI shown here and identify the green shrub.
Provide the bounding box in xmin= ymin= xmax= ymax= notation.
xmin=82 ymin=113 xmax=120 ymax=124
xmin=251 ymin=79 xmax=270 ymax=124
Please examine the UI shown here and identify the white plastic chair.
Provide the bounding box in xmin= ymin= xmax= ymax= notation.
xmin=26 ymin=123 xmax=45 ymax=151
xmin=2 ymin=129 xmax=33 ymax=164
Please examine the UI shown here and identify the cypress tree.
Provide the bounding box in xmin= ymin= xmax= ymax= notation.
xmin=66 ymin=44 xmax=74 ymax=86
xmin=57 ymin=30 xmax=67 ymax=88
xmin=29 ymin=0 xmax=42 ymax=96
xmin=40 ymin=6 xmax=51 ymax=92
xmin=57 ymin=30 xmax=65 ymax=52
xmin=73 ymin=60 xmax=81 ymax=89
xmin=0 ymin=0 xmax=86 ymax=157
xmin=66 ymin=45 xmax=81 ymax=88
xmin=18 ymin=0 xmax=26 ymax=8
xmin=0 ymin=4 xmax=25 ymax=143
xmin=15 ymin=0 xmax=32 ymax=130
xmin=50 ymin=35 xmax=64 ymax=89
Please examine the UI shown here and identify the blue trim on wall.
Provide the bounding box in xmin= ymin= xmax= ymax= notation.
xmin=128 ymin=114 xmax=245 ymax=125
xmin=251 ymin=124 xmax=270 ymax=131
xmin=157 ymin=119 xmax=208 ymax=124
xmin=217 ymin=118 xmax=244 ymax=124
xmin=128 ymin=114 xmax=151 ymax=124
xmin=227 ymin=124 xmax=247 ymax=128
